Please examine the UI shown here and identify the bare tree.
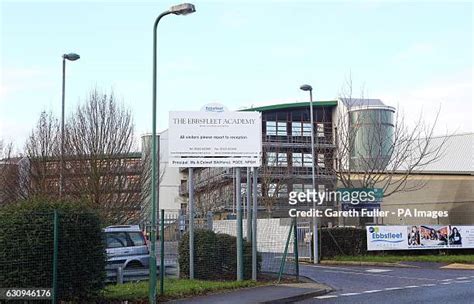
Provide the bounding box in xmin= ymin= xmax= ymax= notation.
xmin=334 ymin=80 xmax=449 ymax=197
xmin=64 ymin=88 xmax=140 ymax=224
xmin=24 ymin=111 xmax=61 ymax=198
xmin=0 ymin=140 xmax=21 ymax=205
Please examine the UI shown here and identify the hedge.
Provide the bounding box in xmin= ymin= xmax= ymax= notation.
xmin=178 ymin=229 xmax=261 ymax=280
xmin=0 ymin=198 xmax=106 ymax=301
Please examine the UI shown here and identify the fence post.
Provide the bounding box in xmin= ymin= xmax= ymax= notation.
xmin=160 ymin=209 xmax=165 ymax=295
xmin=206 ymin=211 xmax=213 ymax=230
xmin=293 ymin=217 xmax=299 ymax=281
xmin=52 ymin=209 xmax=59 ymax=304
xmin=278 ymin=223 xmax=293 ymax=283
xmin=117 ymin=266 xmax=123 ymax=284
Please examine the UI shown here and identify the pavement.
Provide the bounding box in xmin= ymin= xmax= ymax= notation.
xmin=296 ymin=263 xmax=474 ymax=304
xmin=168 ymin=281 xmax=331 ymax=304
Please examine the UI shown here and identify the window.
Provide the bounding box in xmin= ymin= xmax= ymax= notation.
xmin=318 ymin=153 xmax=325 ymax=168
xmin=303 ymin=123 xmax=312 ymax=136
xmin=292 ymin=153 xmax=303 ymax=167
xmin=277 ymin=122 xmax=287 ymax=136
xmin=292 ymin=122 xmax=302 ymax=136
xmin=128 ymin=232 xmax=146 ymax=246
xmin=278 ymin=153 xmax=287 ymax=166
xmin=318 ymin=184 xmax=326 ymax=192
xmin=266 ymin=152 xmax=277 ymax=166
xmin=266 ymin=121 xmax=277 ymax=135
xmin=106 ymin=232 xmax=128 ymax=248
xmin=317 ymin=123 xmax=325 ymax=137
xmin=292 ymin=122 xmax=312 ymax=136
xmin=266 ymin=121 xmax=286 ymax=136
xmin=303 ymin=153 xmax=313 ymax=167
xmin=304 ymin=184 xmax=313 ymax=191
xmin=278 ymin=184 xmax=288 ymax=197
xmin=267 ymin=152 xmax=287 ymax=166
xmin=268 ymin=183 xmax=277 ymax=197
xmin=293 ymin=183 xmax=303 ymax=192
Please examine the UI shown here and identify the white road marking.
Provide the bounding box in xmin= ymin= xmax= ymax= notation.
xmin=363 ymin=289 xmax=382 ymax=293
xmin=442 ymin=278 xmax=453 ymax=281
xmin=366 ymin=268 xmax=393 ymax=273
xmin=322 ymin=269 xmax=437 ymax=282
xmin=421 ymin=284 xmax=436 ymax=287
xmin=441 ymin=282 xmax=453 ymax=285
xmin=404 ymin=285 xmax=419 ymax=288
xmin=457 ymin=277 xmax=469 ymax=280
xmin=315 ymin=295 xmax=338 ymax=299
xmin=454 ymin=280 xmax=472 ymax=283
xmin=340 ymin=292 xmax=361 ymax=296
xmin=384 ymin=287 xmax=403 ymax=290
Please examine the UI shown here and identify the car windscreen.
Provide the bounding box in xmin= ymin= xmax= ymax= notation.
xmin=106 ymin=231 xmax=146 ymax=248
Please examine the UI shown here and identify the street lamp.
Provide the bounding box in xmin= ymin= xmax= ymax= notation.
xmin=299 ymin=84 xmax=319 ymax=264
xmin=60 ymin=52 xmax=80 ymax=197
xmin=150 ymin=3 xmax=195 ymax=303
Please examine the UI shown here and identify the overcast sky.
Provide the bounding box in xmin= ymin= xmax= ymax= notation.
xmin=1 ymin=0 xmax=472 ymax=151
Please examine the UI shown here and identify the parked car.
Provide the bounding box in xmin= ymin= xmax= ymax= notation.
xmin=104 ymin=225 xmax=150 ymax=270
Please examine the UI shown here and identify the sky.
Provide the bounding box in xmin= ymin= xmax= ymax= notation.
xmin=1 ymin=0 xmax=472 ymax=152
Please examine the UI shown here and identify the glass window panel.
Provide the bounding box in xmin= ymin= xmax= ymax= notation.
xmin=266 ymin=121 xmax=277 ymax=135
xmin=267 ymin=152 xmax=277 ymax=166
xmin=277 ymin=122 xmax=287 ymax=136
xmin=303 ymin=153 xmax=313 ymax=167
xmin=292 ymin=122 xmax=302 ymax=136
xmin=292 ymin=152 xmax=303 ymax=167
xmin=293 ymin=183 xmax=303 ymax=192
xmin=303 ymin=123 xmax=312 ymax=136
xmin=278 ymin=153 xmax=287 ymax=166
xmin=317 ymin=123 xmax=325 ymax=137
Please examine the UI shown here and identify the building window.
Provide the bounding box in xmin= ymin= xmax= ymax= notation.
xmin=266 ymin=121 xmax=277 ymax=135
xmin=292 ymin=122 xmax=302 ymax=136
xmin=266 ymin=121 xmax=287 ymax=136
xmin=268 ymin=183 xmax=277 ymax=197
xmin=278 ymin=153 xmax=287 ymax=166
xmin=303 ymin=123 xmax=312 ymax=136
xmin=278 ymin=184 xmax=288 ymax=197
xmin=266 ymin=152 xmax=277 ymax=166
xmin=304 ymin=184 xmax=313 ymax=191
xmin=292 ymin=153 xmax=303 ymax=167
xmin=318 ymin=153 xmax=325 ymax=168
xmin=267 ymin=152 xmax=287 ymax=166
xmin=317 ymin=123 xmax=325 ymax=137
xmin=303 ymin=153 xmax=313 ymax=167
xmin=291 ymin=122 xmax=312 ymax=136
xmin=293 ymin=183 xmax=303 ymax=192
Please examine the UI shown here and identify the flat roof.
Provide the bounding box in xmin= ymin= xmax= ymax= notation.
xmin=241 ymin=100 xmax=338 ymax=112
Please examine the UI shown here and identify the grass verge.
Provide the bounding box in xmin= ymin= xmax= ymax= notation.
xmin=327 ymin=254 xmax=474 ymax=264
xmin=102 ymin=278 xmax=265 ymax=302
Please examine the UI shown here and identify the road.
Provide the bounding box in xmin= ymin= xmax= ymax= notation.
xmin=297 ymin=264 xmax=474 ymax=304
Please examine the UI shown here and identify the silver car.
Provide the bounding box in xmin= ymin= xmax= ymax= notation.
xmin=104 ymin=225 xmax=150 ymax=270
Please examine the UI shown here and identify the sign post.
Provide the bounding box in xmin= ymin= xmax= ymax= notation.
xmin=168 ymin=104 xmax=262 ymax=281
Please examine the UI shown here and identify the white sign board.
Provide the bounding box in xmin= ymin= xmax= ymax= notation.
xmin=168 ymin=110 xmax=262 ymax=167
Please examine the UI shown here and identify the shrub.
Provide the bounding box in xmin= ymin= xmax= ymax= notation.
xmin=319 ymin=227 xmax=367 ymax=258
xmin=178 ymin=229 xmax=261 ymax=280
xmin=0 ymin=198 xmax=106 ymax=301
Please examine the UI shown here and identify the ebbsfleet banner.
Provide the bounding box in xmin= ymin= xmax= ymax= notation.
xmin=366 ymin=225 xmax=474 ymax=251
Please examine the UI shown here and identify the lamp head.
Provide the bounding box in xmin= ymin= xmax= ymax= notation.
xmin=63 ymin=53 xmax=80 ymax=61
xmin=300 ymin=84 xmax=313 ymax=92
xmin=169 ymin=3 xmax=196 ymax=15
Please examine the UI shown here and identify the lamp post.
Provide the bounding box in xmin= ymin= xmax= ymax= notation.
xmin=60 ymin=53 xmax=80 ymax=197
xmin=150 ymin=3 xmax=195 ymax=303
xmin=300 ymin=84 xmax=319 ymax=264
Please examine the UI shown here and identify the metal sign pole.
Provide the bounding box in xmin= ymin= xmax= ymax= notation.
xmin=251 ymin=167 xmax=258 ymax=281
xmin=188 ymin=167 xmax=194 ymax=279
xmin=246 ymin=168 xmax=251 ymax=241
xmin=236 ymin=167 xmax=243 ymax=281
